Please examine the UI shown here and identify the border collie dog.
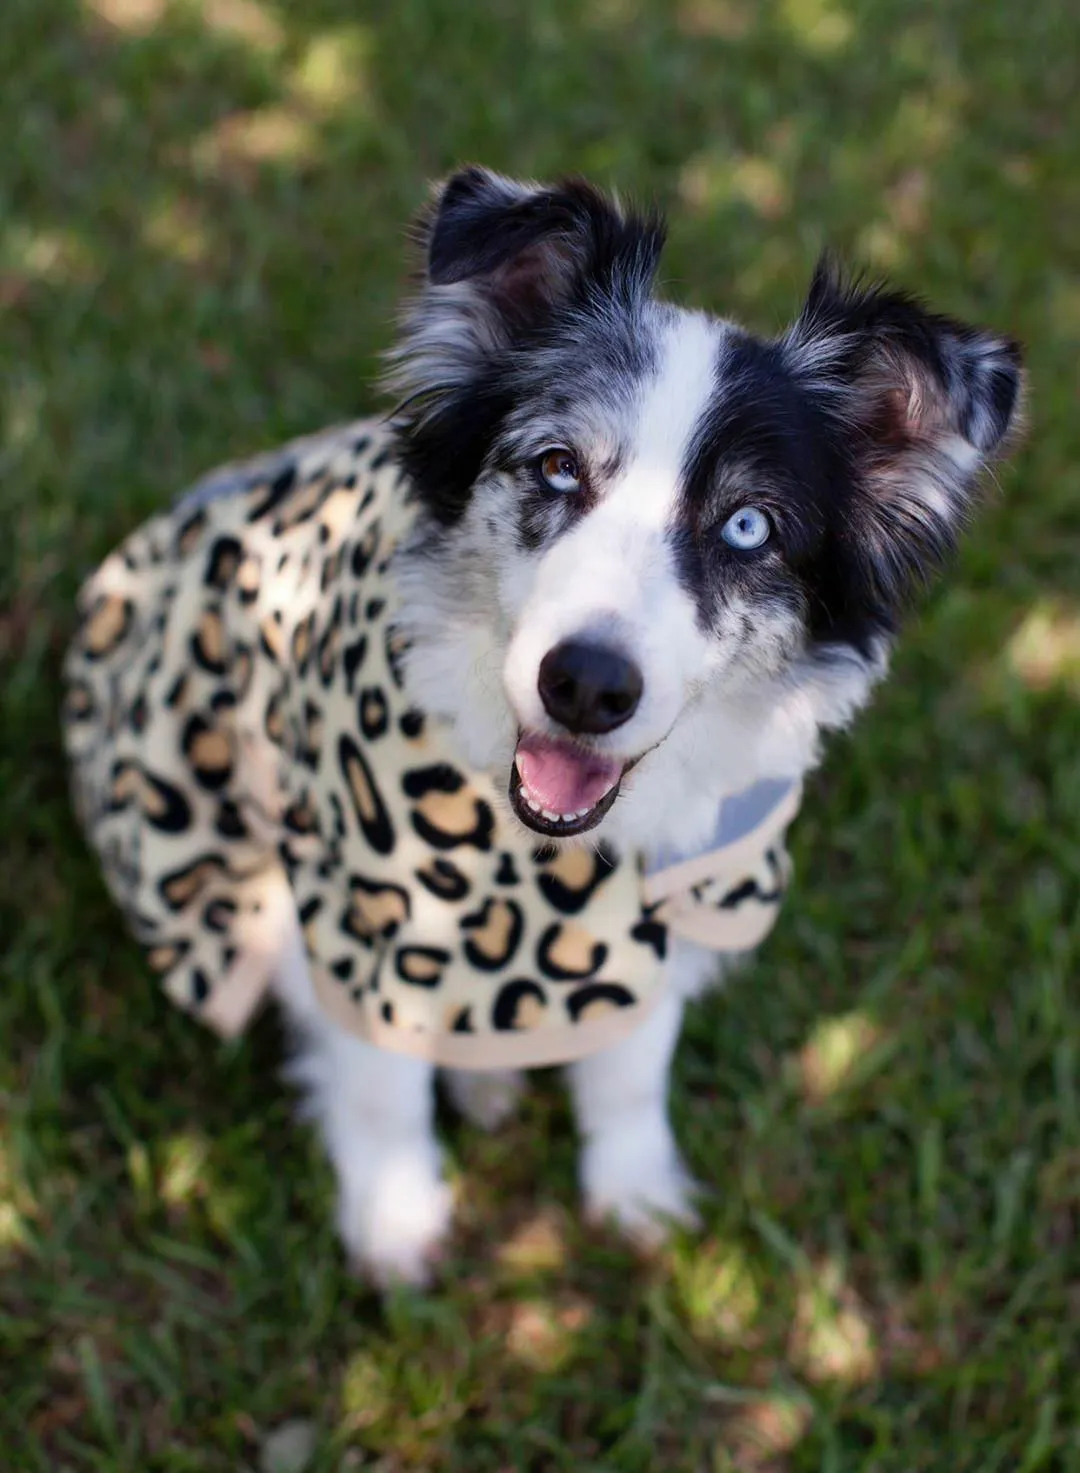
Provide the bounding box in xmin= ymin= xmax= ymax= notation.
xmin=69 ymin=166 xmax=1023 ymax=1289
xmin=358 ymin=167 xmax=1021 ymax=1279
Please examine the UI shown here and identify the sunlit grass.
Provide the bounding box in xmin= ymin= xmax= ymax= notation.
xmin=3 ymin=0 xmax=1080 ymax=1466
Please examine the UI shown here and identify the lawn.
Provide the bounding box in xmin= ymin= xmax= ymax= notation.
xmin=2 ymin=0 xmax=1080 ymax=1468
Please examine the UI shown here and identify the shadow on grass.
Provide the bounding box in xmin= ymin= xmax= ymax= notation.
xmin=3 ymin=0 xmax=1080 ymax=1468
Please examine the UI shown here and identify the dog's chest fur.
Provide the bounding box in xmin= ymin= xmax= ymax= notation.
xmin=63 ymin=420 xmax=794 ymax=1068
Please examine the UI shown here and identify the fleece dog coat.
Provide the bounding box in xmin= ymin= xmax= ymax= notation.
xmin=63 ymin=421 xmax=799 ymax=1069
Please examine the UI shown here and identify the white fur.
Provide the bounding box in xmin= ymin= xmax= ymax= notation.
xmin=273 ymin=908 xmax=451 ymax=1287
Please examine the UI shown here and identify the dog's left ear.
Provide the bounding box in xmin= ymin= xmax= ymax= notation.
xmin=788 ymin=257 xmax=1024 ymax=607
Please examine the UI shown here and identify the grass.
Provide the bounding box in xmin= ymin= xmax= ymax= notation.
xmin=2 ymin=0 xmax=1080 ymax=1467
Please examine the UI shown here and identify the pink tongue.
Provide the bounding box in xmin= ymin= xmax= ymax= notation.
xmin=515 ymin=734 xmax=623 ymax=814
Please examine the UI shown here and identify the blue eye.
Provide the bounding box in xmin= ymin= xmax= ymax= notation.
xmin=537 ymin=447 xmax=582 ymax=494
xmin=720 ymin=505 xmax=771 ymax=550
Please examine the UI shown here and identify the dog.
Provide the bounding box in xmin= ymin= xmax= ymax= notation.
xmin=63 ymin=167 xmax=1023 ymax=1286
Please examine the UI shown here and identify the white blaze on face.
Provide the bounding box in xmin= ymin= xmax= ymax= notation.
xmin=503 ymin=310 xmax=725 ymax=753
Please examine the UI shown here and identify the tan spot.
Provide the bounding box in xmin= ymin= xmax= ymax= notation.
xmin=348 ymin=888 xmax=408 ymax=938
xmin=189 ymin=727 xmax=232 ymax=773
xmin=415 ymin=789 xmax=480 ymax=839
xmin=543 ymin=846 xmax=596 ymax=891
xmin=260 ymin=614 xmax=285 ymax=662
xmin=233 ymin=647 xmax=253 ymax=697
xmin=318 ymin=623 xmax=339 ymax=678
xmin=276 ymin=475 xmax=326 ymax=530
xmin=515 ymin=995 xmax=546 ymax=1030
xmin=573 ymin=997 xmax=617 ymax=1024
xmin=467 ymin=901 xmax=518 ymax=964
xmin=545 ymin=922 xmax=599 ymax=977
xmin=83 ymin=595 xmax=131 ymax=655
xmin=237 ymin=554 xmax=261 ymax=594
xmin=176 ymin=515 xmax=206 ymax=557
xmin=319 ymin=486 xmax=354 ymax=537
xmin=164 ymin=860 xmax=220 ymax=907
xmin=344 ymin=751 xmax=378 ymax=824
xmin=400 ymin=951 xmax=443 ymax=984
xmin=110 ymin=763 xmax=141 ymax=806
xmin=265 ymin=697 xmax=285 ymax=742
xmin=304 ymin=707 xmax=324 ymax=751
xmin=196 ymin=609 xmax=226 ymax=665
xmin=139 ymin=775 xmax=168 ymax=820
xmin=213 ymin=544 xmax=240 ymax=584
xmin=292 ymin=615 xmax=314 ymax=666
xmin=147 ymin=944 xmax=184 ymax=972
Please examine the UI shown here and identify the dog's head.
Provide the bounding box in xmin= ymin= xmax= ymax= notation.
xmin=388 ymin=167 xmax=1023 ymax=853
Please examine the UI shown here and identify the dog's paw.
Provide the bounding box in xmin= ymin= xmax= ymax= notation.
xmin=581 ymin=1139 xmax=703 ymax=1251
xmin=338 ymin=1151 xmax=454 ymax=1290
xmin=444 ymin=1068 xmax=526 ymax=1132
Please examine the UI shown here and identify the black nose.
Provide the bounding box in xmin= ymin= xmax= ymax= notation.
xmin=538 ymin=641 xmax=644 ymax=735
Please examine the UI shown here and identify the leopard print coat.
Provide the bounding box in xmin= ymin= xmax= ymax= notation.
xmin=63 ymin=421 xmax=799 ymax=1069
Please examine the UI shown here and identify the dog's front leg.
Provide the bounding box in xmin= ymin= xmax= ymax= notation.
xmin=315 ymin=1032 xmax=450 ymax=1287
xmin=568 ymin=990 xmax=701 ymax=1247
xmin=288 ymin=1021 xmax=451 ymax=1288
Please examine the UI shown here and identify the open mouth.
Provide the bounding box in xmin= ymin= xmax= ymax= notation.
xmin=509 ymin=731 xmax=634 ymax=838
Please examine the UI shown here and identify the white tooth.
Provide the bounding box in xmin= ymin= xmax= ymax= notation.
xmin=541 ymin=808 xmax=560 ymax=821
xmin=575 ymin=808 xmax=590 ymax=819
xmin=525 ymin=796 xmax=542 ymax=812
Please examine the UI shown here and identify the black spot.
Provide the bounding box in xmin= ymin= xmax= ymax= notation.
xmin=338 ymin=732 xmax=395 ymax=855
xmin=399 ymin=708 xmax=425 ymax=740
xmin=215 ymin=799 xmax=248 ymax=840
xmin=401 ymin=763 xmax=463 ymax=799
xmin=536 ymin=923 xmax=607 ymax=981
xmin=342 ymin=634 xmax=368 ymax=694
xmin=174 ymin=508 xmax=207 ymax=555
xmin=181 ymin=713 xmax=233 ymax=791
xmin=247 ymin=463 xmax=297 ymax=521
xmin=630 ymin=916 xmax=667 ymax=960
xmin=461 ymin=897 xmax=524 ymax=972
xmin=536 ymin=846 xmax=616 ymax=914
xmin=203 ymin=897 xmax=237 ymax=934
xmin=414 ymin=858 xmax=471 ymax=902
xmin=291 ymin=611 xmax=316 ymax=675
xmin=204 ymin=534 xmax=242 ymax=590
xmin=491 ymin=979 xmax=546 ymax=1032
xmin=719 ymin=851 xmax=785 ymax=908
xmin=358 ymin=686 xmax=389 ymax=740
xmin=283 ymin=795 xmax=319 ymax=836
xmin=330 ymin=956 xmax=354 ymax=982
xmin=565 ymin=982 xmax=635 ymax=1020
xmin=451 ymin=1006 xmax=474 ymax=1034
xmin=395 ymin=945 xmax=451 ymax=988
xmin=191 ymin=967 xmax=211 ymax=1003
xmin=317 ymin=595 xmax=343 ymax=688
xmin=341 ymin=874 xmax=410 ymax=943
xmin=384 ymin=624 xmax=410 ymax=689
xmin=495 ymin=853 xmax=519 ymax=886
xmin=158 ymin=854 xmax=228 ymax=912
xmin=411 ymin=795 xmax=495 ymax=853
xmin=108 ymin=761 xmax=193 ymax=833
xmin=365 ymin=597 xmax=386 ymax=621
xmin=350 ymin=519 xmax=381 ymax=578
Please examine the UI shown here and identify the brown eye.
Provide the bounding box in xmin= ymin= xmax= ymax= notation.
xmin=537 ymin=447 xmax=582 ymax=494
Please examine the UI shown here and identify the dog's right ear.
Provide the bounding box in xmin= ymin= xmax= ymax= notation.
xmin=408 ymin=166 xmax=665 ymax=342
